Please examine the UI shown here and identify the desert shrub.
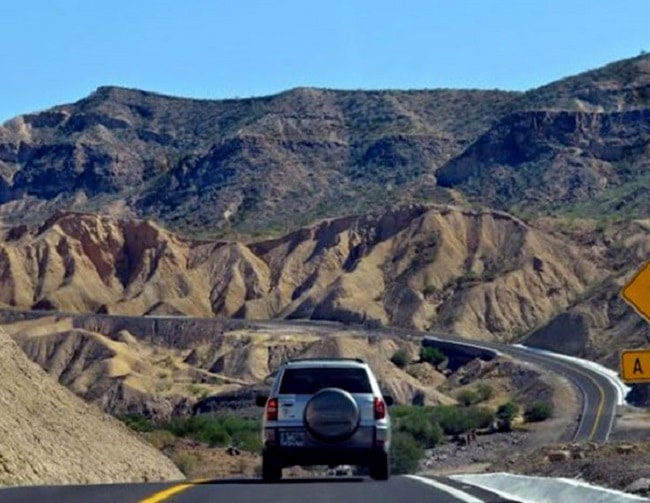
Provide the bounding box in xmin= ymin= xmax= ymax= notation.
xmin=122 ymin=414 xmax=156 ymax=432
xmin=166 ymin=415 xmax=232 ymax=446
xmin=392 ymin=406 xmax=443 ymax=448
xmin=524 ymin=402 xmax=554 ymax=422
xmin=391 ymin=349 xmax=411 ymax=369
xmin=388 ymin=404 xmax=498 ymax=474
xmin=172 ymin=452 xmax=199 ymax=476
xmin=143 ymin=429 xmax=177 ymax=450
xmin=419 ymin=347 xmax=446 ymax=365
xmin=390 ymin=431 xmax=425 ymax=475
xmin=465 ymin=405 xmax=496 ymax=429
xmin=124 ymin=413 xmax=262 ymax=452
xmin=457 ymin=389 xmax=480 ymax=406
xmin=476 ymin=383 xmax=494 ymax=401
xmin=496 ymin=401 xmax=519 ymax=431
xmin=431 ymin=405 xmax=494 ymax=436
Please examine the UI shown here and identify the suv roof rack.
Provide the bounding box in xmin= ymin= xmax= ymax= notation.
xmin=285 ymin=357 xmax=365 ymax=364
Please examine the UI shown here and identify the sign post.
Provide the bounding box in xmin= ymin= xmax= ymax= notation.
xmin=620 ymin=262 xmax=650 ymax=383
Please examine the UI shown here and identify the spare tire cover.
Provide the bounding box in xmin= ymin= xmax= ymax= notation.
xmin=304 ymin=388 xmax=360 ymax=443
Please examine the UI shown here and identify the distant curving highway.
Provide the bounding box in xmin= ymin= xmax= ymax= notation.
xmin=419 ymin=335 xmax=618 ymax=443
xmin=0 ymin=476 xmax=521 ymax=503
xmin=494 ymin=343 xmax=618 ymax=442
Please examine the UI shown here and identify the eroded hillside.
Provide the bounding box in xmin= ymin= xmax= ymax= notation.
xmin=1 ymin=313 xmax=561 ymax=425
xmin=0 ymin=314 xmax=455 ymax=416
xmin=523 ymin=218 xmax=650 ymax=368
xmin=0 ymin=326 xmax=183 ymax=485
xmin=0 ymin=206 xmax=603 ymax=339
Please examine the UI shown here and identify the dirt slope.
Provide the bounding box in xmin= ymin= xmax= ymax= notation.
xmin=0 ymin=327 xmax=183 ymax=485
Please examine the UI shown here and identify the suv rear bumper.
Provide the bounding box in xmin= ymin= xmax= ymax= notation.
xmin=263 ymin=425 xmax=389 ymax=468
xmin=264 ymin=445 xmax=385 ymax=468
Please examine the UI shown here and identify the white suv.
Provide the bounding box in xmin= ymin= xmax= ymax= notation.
xmin=256 ymin=358 xmax=393 ymax=482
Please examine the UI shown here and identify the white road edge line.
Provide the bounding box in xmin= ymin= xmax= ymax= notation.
xmin=513 ymin=344 xmax=631 ymax=405
xmin=405 ymin=475 xmax=485 ymax=503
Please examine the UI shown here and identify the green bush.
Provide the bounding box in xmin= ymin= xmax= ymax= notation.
xmin=393 ymin=407 xmax=443 ymax=448
xmin=387 ymin=404 xmax=499 ymax=474
xmin=525 ymin=402 xmax=554 ymax=422
xmin=391 ymin=349 xmax=411 ymax=369
xmin=476 ymin=383 xmax=494 ymax=401
xmin=122 ymin=414 xmax=156 ymax=433
xmin=456 ymin=389 xmax=480 ymax=406
xmin=432 ymin=405 xmax=494 ymax=436
xmin=419 ymin=347 xmax=446 ymax=366
xmin=390 ymin=431 xmax=425 ymax=475
xmin=496 ymin=401 xmax=519 ymax=431
xmin=166 ymin=416 xmax=232 ymax=446
xmin=466 ymin=405 xmax=496 ymax=429
xmin=124 ymin=413 xmax=262 ymax=452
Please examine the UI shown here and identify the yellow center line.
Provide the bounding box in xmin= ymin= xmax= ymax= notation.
xmin=138 ymin=479 xmax=209 ymax=503
xmin=538 ymin=356 xmax=607 ymax=441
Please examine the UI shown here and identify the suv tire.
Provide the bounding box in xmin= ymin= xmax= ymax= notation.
xmin=369 ymin=452 xmax=390 ymax=481
xmin=304 ymin=388 xmax=360 ymax=443
xmin=262 ymin=451 xmax=282 ymax=482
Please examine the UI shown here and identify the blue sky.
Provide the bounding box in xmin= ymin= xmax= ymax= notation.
xmin=1 ymin=0 xmax=648 ymax=121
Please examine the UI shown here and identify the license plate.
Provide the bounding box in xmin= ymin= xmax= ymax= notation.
xmin=280 ymin=431 xmax=305 ymax=447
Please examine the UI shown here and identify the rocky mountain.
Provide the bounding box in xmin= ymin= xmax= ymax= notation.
xmin=2 ymin=54 xmax=650 ymax=238
xmin=0 ymin=326 xmax=183 ymax=485
xmin=0 ymin=85 xmax=515 ymax=237
xmin=437 ymin=54 xmax=650 ymax=217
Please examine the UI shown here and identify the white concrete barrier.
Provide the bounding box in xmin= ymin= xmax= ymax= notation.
xmin=513 ymin=344 xmax=632 ymax=406
xmin=450 ymin=473 xmax=649 ymax=503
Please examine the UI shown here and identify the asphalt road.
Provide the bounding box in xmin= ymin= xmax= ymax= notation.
xmin=491 ymin=343 xmax=618 ymax=442
xmin=420 ymin=335 xmax=618 ymax=443
xmin=0 ymin=476 xmax=520 ymax=503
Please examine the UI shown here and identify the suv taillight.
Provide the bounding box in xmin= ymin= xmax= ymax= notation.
xmin=266 ymin=398 xmax=278 ymax=421
xmin=374 ymin=397 xmax=386 ymax=420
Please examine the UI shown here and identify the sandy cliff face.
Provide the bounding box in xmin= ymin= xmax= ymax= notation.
xmin=0 ymin=206 xmax=601 ymax=340
xmin=0 ymin=327 xmax=183 ymax=485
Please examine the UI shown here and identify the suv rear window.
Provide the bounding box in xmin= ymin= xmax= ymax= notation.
xmin=279 ymin=367 xmax=372 ymax=394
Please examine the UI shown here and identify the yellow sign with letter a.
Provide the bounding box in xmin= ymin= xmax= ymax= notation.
xmin=620 ymin=349 xmax=650 ymax=383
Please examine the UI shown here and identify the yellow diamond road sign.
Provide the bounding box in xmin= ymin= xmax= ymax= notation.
xmin=620 ymin=349 xmax=650 ymax=383
xmin=621 ymin=261 xmax=650 ymax=323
